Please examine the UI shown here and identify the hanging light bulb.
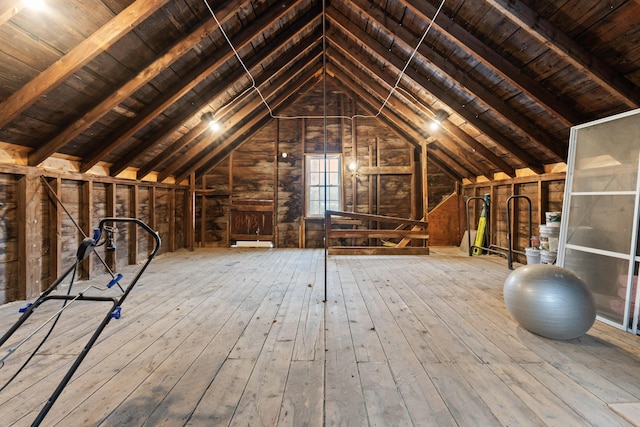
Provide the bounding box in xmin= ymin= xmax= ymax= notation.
xmin=429 ymin=109 xmax=449 ymax=132
xmin=209 ymin=120 xmax=221 ymax=132
xmin=202 ymin=111 xmax=220 ymax=132
xmin=348 ymin=160 xmax=357 ymax=172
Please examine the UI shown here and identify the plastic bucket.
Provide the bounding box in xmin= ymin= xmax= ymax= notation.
xmin=525 ymin=247 xmax=541 ymax=264
xmin=540 ymin=250 xmax=556 ymax=264
xmin=545 ymin=211 xmax=561 ymax=227
xmin=539 ymin=225 xmax=560 ymax=252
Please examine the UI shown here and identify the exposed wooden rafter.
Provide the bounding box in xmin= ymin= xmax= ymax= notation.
xmin=485 ymin=0 xmax=640 ymax=109
xmin=0 ymin=0 xmax=171 ymax=128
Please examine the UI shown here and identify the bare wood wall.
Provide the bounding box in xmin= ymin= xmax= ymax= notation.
xmin=197 ymin=81 xmax=457 ymax=249
xmin=463 ymin=174 xmax=566 ymax=262
xmin=0 ymin=166 xmax=189 ymax=304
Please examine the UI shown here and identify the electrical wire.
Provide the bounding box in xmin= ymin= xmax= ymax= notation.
xmin=202 ymin=0 xmax=446 ymax=122
xmin=39 ymin=176 xmax=117 ymax=279
xmin=0 ymin=261 xmax=78 ymax=391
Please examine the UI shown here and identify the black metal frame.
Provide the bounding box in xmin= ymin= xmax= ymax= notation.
xmin=0 ymin=217 xmax=160 ymax=426
xmin=466 ymin=195 xmax=533 ymax=269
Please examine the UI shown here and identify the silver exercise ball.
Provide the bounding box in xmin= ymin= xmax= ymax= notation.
xmin=503 ymin=264 xmax=596 ymax=340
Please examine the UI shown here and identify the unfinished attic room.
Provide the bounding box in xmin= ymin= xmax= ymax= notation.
xmin=4 ymin=0 xmax=640 ymax=425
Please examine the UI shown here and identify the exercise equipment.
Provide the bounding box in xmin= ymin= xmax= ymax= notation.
xmin=0 ymin=217 xmax=160 ymax=426
xmin=503 ymin=264 xmax=596 ymax=340
xmin=466 ymin=194 xmax=533 ymax=269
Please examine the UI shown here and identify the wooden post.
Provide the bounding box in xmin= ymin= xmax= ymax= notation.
xmin=274 ymin=119 xmax=279 ymax=248
xmin=18 ymin=174 xmax=42 ymax=299
xmin=489 ymin=185 xmax=497 ymax=249
xmin=149 ymin=185 xmax=156 ymax=254
xmin=352 ymin=99 xmax=358 ymax=212
xmin=200 ymin=176 xmax=207 ymax=247
xmin=47 ymin=176 xmax=62 ymax=287
xmin=129 ymin=184 xmax=139 ymax=264
xmin=538 ymin=179 xmax=548 ymax=226
xmin=187 ymin=172 xmax=195 ymax=251
xmin=169 ymin=188 xmax=176 ymax=252
xmin=106 ymin=182 xmax=117 ymax=272
xmin=80 ymin=180 xmax=93 ymax=279
xmin=421 ymin=141 xmax=429 ymax=221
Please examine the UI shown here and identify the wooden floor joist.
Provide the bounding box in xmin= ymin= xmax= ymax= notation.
xmin=0 ymin=248 xmax=639 ymax=426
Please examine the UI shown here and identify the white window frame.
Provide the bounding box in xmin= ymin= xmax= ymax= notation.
xmin=306 ymin=154 xmax=342 ymax=217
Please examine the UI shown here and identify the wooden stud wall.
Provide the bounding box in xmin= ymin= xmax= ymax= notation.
xmin=0 ymin=166 xmax=191 ymax=305
xmin=463 ymin=173 xmax=566 ymax=263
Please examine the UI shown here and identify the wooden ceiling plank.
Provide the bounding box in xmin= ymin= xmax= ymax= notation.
xmin=26 ymin=0 xmax=256 ymax=167
xmin=136 ymin=28 xmax=322 ymax=180
xmin=109 ymin=0 xmax=321 ymax=176
xmin=429 ymin=142 xmax=478 ymax=179
xmin=327 ymin=12 xmax=544 ymax=174
xmin=0 ymin=0 xmax=171 ymax=128
xmin=0 ymin=1 xmax=22 ymax=27
xmin=428 ymin=151 xmax=465 ymax=182
xmin=160 ymin=48 xmax=322 ymax=181
xmin=327 ymin=11 xmax=516 ymax=177
xmin=327 ymin=62 xmax=487 ymax=179
xmin=184 ymin=66 xmax=322 ymax=182
xmin=485 ymin=0 xmax=640 ymax=109
xmin=398 ymin=0 xmax=583 ymax=126
xmin=336 ymin=74 xmax=464 ymax=181
xmin=88 ymin=0 xmax=319 ymax=175
xmin=340 ymin=0 xmax=565 ymax=163
xmin=137 ymin=120 xmax=209 ymax=180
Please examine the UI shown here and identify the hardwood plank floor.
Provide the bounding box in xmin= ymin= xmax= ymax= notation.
xmin=1 ymin=248 xmax=640 ymax=426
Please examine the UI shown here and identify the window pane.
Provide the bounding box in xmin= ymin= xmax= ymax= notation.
xmin=306 ymin=155 xmax=341 ymax=216
xmin=328 ymin=186 xmax=339 ymax=201
xmin=328 ymin=172 xmax=339 ymax=186
xmin=309 ymin=187 xmax=319 ymax=202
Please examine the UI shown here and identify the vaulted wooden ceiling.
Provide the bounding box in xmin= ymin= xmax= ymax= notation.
xmin=1 ymin=0 xmax=639 ymax=182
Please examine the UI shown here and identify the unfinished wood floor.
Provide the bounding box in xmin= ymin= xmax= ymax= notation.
xmin=1 ymin=248 xmax=640 ymax=426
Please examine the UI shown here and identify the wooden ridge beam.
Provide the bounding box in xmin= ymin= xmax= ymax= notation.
xmin=0 ymin=0 xmax=171 ymax=128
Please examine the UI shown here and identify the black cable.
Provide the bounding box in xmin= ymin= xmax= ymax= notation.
xmin=0 ymin=261 xmax=78 ymax=392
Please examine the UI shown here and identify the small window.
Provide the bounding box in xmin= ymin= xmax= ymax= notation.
xmin=306 ymin=155 xmax=341 ymax=216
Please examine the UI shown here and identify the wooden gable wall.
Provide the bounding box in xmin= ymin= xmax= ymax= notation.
xmin=196 ymin=79 xmax=458 ymax=249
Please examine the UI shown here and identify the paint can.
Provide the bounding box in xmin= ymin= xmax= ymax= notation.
xmin=545 ymin=211 xmax=562 ymax=227
xmin=539 ymin=225 xmax=560 ymax=252
xmin=525 ymin=247 xmax=541 ymax=264
xmin=540 ymin=249 xmax=556 ymax=265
